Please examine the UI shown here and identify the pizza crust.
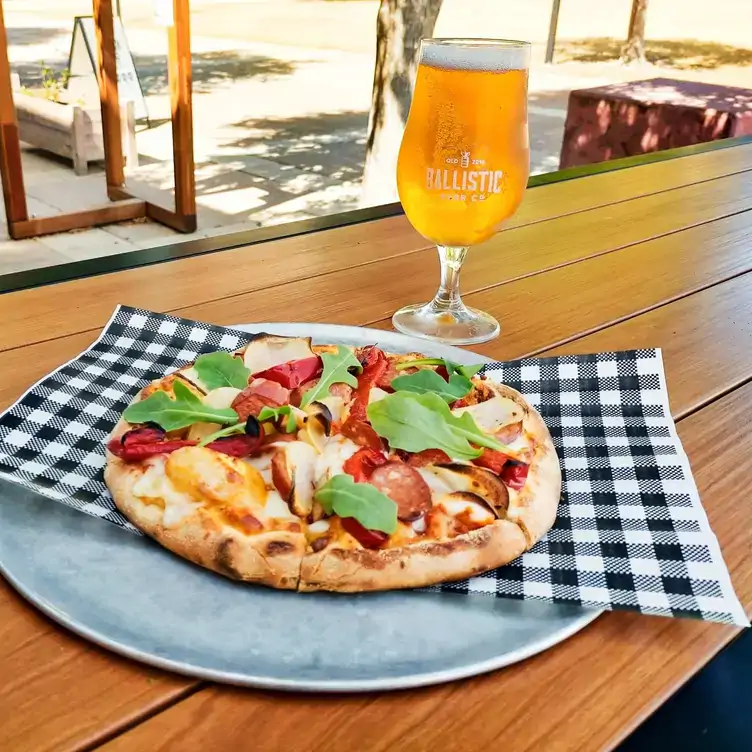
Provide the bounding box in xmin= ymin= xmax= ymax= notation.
xmin=298 ymin=518 xmax=528 ymax=592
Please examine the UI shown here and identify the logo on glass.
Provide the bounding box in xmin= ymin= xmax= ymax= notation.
xmin=425 ymin=150 xmax=503 ymax=203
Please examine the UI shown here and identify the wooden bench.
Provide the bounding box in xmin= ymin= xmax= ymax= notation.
xmin=560 ymin=77 xmax=752 ymax=169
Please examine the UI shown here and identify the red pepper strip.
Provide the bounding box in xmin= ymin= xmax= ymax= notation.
xmin=341 ymin=517 xmax=389 ymax=549
xmin=500 ymin=460 xmax=530 ymax=490
xmin=107 ymin=437 xmax=195 ymax=462
xmin=407 ymin=448 xmax=452 ymax=467
xmin=206 ymin=432 xmax=264 ymax=458
xmin=473 ymin=449 xmax=509 ymax=475
xmin=121 ymin=426 xmax=166 ymax=446
xmin=254 ymin=356 xmax=322 ymax=390
xmin=339 ymin=417 xmax=384 ymax=451
xmin=343 ymin=447 xmax=388 ymax=483
xmin=350 ymin=348 xmax=389 ymax=420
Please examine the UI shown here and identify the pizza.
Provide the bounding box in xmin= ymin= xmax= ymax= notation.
xmin=104 ymin=335 xmax=561 ymax=592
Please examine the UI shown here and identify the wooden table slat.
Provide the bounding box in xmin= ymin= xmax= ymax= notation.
xmin=96 ymin=382 xmax=752 ymax=752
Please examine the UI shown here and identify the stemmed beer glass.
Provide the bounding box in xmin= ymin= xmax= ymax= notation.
xmin=393 ymin=39 xmax=531 ymax=345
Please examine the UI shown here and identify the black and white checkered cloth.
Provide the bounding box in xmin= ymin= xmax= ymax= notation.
xmin=0 ymin=306 xmax=746 ymax=625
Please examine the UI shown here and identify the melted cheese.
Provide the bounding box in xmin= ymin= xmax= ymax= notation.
xmin=243 ymin=337 xmax=314 ymax=373
xmin=203 ymin=387 xmax=242 ymax=409
xmin=439 ymin=495 xmax=495 ymax=524
xmin=416 ymin=467 xmax=454 ymax=495
xmin=243 ymin=452 xmax=273 ymax=487
xmin=307 ymin=519 xmax=330 ymax=534
xmin=314 ymin=435 xmax=360 ymax=485
xmin=178 ymin=366 xmax=210 ymax=393
xmin=132 ymin=459 xmax=202 ymax=527
xmin=264 ymin=488 xmax=297 ymax=519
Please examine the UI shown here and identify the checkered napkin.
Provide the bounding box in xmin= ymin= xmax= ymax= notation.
xmin=0 ymin=306 xmax=746 ymax=626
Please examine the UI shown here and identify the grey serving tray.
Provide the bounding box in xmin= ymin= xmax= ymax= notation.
xmin=0 ymin=323 xmax=599 ymax=691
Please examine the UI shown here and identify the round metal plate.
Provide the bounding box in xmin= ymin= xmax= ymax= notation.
xmin=0 ymin=323 xmax=599 ymax=691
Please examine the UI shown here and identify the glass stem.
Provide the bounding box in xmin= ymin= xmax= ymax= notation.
xmin=431 ymin=245 xmax=468 ymax=312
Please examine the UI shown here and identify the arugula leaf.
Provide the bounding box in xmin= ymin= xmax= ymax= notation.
xmin=124 ymin=380 xmax=239 ymax=431
xmin=367 ymin=391 xmax=508 ymax=460
xmin=194 ymin=351 xmax=250 ymax=390
xmin=395 ymin=357 xmax=484 ymax=381
xmin=258 ymin=405 xmax=298 ymax=433
xmin=390 ymin=369 xmax=472 ymax=403
xmin=315 ymin=474 xmax=397 ymax=534
xmin=300 ymin=346 xmax=362 ymax=408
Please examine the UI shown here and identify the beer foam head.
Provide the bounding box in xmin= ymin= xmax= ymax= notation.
xmin=421 ymin=39 xmax=530 ymax=72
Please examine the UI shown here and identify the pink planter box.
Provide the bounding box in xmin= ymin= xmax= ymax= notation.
xmin=560 ymin=77 xmax=752 ymax=169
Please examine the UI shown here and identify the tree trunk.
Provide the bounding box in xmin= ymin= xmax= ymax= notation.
xmin=621 ymin=0 xmax=649 ymax=63
xmin=361 ymin=0 xmax=443 ymax=206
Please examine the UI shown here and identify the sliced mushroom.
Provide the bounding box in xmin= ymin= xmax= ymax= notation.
xmin=202 ymin=387 xmax=242 ymax=410
xmin=187 ymin=422 xmax=222 ymax=442
xmin=368 ymin=387 xmax=390 ymax=404
xmin=242 ymin=335 xmax=314 ymax=374
xmin=452 ymin=395 xmax=525 ymax=434
xmin=299 ymin=401 xmax=333 ymax=453
xmin=176 ymin=367 xmax=209 ymax=395
xmin=270 ymin=441 xmax=318 ymax=519
xmin=429 ymin=463 xmax=509 ymax=518
xmin=438 ymin=491 xmax=500 ymax=522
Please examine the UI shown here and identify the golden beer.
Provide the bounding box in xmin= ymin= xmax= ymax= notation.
xmin=397 ymin=45 xmax=530 ymax=247
xmin=392 ymin=39 xmax=531 ymax=345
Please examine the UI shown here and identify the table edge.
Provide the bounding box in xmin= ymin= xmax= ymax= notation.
xmin=1 ymin=134 xmax=751 ymax=296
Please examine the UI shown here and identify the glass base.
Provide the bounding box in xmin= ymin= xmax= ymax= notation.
xmin=392 ymin=302 xmax=500 ymax=345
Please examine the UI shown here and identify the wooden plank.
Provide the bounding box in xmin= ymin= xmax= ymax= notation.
xmin=1 ymin=271 xmax=751 ymax=752
xmin=167 ymin=0 xmax=196 ymax=229
xmin=0 ymin=0 xmax=28 ymax=227
xmin=2 ymin=170 xmax=751 ymax=353
xmin=92 ymin=0 xmax=124 ymax=190
xmin=94 ymin=382 xmax=752 ymax=752
xmin=9 ymin=200 xmax=146 ymax=240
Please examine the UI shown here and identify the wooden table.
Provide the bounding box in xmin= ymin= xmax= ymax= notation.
xmin=1 ymin=138 xmax=751 ymax=752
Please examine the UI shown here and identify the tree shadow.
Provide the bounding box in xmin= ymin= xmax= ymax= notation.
xmin=223 ymin=110 xmax=369 ymax=181
xmin=7 ymin=27 xmax=67 ymax=48
xmin=14 ymin=50 xmax=296 ymax=95
xmin=556 ymin=37 xmax=752 ymax=70
xmin=133 ymin=50 xmax=296 ymax=95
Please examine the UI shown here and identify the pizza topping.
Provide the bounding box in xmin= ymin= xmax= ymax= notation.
xmin=108 ymin=436 xmax=195 ymax=461
xmin=395 ymin=357 xmax=483 ymax=380
xmin=390 ymin=368 xmax=473 ymax=403
xmin=368 ymin=387 xmax=390 ymax=404
xmin=340 ymin=517 xmax=389 ymax=549
xmin=253 ymin=356 xmax=323 ymax=390
xmin=452 ymin=395 xmax=524 ymax=434
xmin=315 ymin=473 xmax=398 ymax=534
xmin=405 ymin=448 xmax=452 ymax=467
xmin=202 ymin=387 xmax=243 ymax=410
xmin=500 ymin=460 xmax=530 ymax=491
xmin=300 ymin=346 xmax=362 ymax=408
xmin=439 ymin=492 xmax=498 ymax=528
xmin=270 ymin=441 xmax=318 ymax=519
xmin=124 ymin=380 xmax=239 ymax=432
xmin=368 ymin=462 xmax=432 ymax=522
xmin=367 ymin=391 xmax=509 ymax=461
xmin=349 ymin=347 xmax=390 ymax=419
xmin=231 ymin=379 xmax=290 ymax=420
xmin=339 ymin=416 xmax=384 ymax=451
xmin=427 ymin=463 xmax=509 ymax=517
xmin=194 ymin=351 xmax=251 ymax=390
xmin=342 ymin=447 xmax=388 ymax=482
xmin=297 ymin=401 xmax=333 ymax=453
xmin=495 ymin=421 xmax=523 ymax=445
xmin=242 ymin=335 xmax=315 ymax=374
xmin=121 ymin=425 xmax=165 ymax=446
xmin=473 ymin=448 xmax=509 ymax=475
xmin=205 ymin=433 xmax=265 ymax=458
xmin=258 ymin=405 xmax=299 ymax=434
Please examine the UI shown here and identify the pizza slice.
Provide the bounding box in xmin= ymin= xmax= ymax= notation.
xmin=104 ymin=334 xmax=561 ymax=592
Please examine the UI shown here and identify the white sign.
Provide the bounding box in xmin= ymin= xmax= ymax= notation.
xmin=67 ymin=15 xmax=149 ymax=122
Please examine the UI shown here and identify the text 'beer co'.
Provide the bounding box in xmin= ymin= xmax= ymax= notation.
xmin=426 ymin=151 xmax=504 ymax=203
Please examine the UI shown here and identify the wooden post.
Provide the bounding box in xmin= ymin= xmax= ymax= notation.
xmin=0 ymin=0 xmax=28 ymax=233
xmin=545 ymin=0 xmax=562 ymax=64
xmin=92 ymin=0 xmax=125 ymax=194
xmin=168 ymin=0 xmax=196 ymax=231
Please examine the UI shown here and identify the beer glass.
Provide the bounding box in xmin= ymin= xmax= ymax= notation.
xmin=393 ymin=39 xmax=531 ymax=345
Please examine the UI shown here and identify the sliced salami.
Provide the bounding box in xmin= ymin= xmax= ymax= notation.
xmin=368 ymin=462 xmax=432 ymax=521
